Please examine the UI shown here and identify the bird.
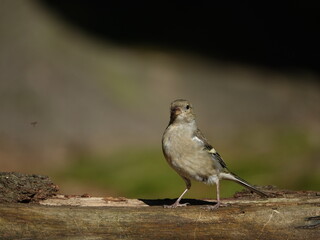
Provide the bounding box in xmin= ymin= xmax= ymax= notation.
xmin=162 ymin=99 xmax=268 ymax=209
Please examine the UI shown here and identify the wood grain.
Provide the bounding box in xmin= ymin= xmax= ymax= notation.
xmin=0 ymin=191 xmax=319 ymax=240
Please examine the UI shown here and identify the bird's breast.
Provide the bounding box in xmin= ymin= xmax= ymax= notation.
xmin=162 ymin=125 xmax=219 ymax=181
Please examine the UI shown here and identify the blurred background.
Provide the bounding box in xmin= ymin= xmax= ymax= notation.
xmin=0 ymin=1 xmax=319 ymax=199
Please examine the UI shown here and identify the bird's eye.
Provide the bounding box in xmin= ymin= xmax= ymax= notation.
xmin=186 ymin=105 xmax=190 ymax=110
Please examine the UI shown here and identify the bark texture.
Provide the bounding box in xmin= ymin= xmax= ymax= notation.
xmin=0 ymin=172 xmax=319 ymax=239
xmin=0 ymin=172 xmax=59 ymax=203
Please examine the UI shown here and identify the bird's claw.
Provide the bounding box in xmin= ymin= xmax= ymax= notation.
xmin=201 ymin=202 xmax=228 ymax=210
xmin=164 ymin=202 xmax=190 ymax=208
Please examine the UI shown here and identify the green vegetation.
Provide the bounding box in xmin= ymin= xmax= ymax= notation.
xmin=55 ymin=127 xmax=319 ymax=199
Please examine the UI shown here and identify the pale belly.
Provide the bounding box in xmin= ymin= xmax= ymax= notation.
xmin=163 ymin=132 xmax=222 ymax=184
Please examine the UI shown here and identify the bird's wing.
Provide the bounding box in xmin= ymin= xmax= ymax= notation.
xmin=193 ymin=129 xmax=228 ymax=169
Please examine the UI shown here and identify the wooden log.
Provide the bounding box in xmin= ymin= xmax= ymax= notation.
xmin=0 ymin=191 xmax=319 ymax=240
xmin=0 ymin=172 xmax=59 ymax=203
xmin=0 ymin=172 xmax=319 ymax=239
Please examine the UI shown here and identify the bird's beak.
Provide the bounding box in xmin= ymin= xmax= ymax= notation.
xmin=171 ymin=107 xmax=182 ymax=115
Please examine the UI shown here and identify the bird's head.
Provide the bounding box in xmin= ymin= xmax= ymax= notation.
xmin=169 ymin=99 xmax=195 ymax=124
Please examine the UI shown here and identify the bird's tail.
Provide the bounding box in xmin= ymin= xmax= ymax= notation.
xmin=220 ymin=172 xmax=268 ymax=198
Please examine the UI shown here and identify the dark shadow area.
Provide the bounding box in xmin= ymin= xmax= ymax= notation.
xmin=38 ymin=1 xmax=320 ymax=75
xmin=139 ymin=198 xmax=216 ymax=206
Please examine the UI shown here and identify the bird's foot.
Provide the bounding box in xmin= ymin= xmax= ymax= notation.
xmin=201 ymin=202 xmax=228 ymax=210
xmin=164 ymin=202 xmax=189 ymax=208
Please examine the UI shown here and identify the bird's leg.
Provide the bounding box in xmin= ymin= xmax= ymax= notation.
xmin=164 ymin=188 xmax=189 ymax=208
xmin=164 ymin=177 xmax=191 ymax=208
xmin=202 ymin=180 xmax=227 ymax=210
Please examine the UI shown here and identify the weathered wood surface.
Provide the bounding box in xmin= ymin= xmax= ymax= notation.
xmin=0 ymin=172 xmax=319 ymax=239
xmin=0 ymin=172 xmax=59 ymax=203
xmin=0 ymin=192 xmax=319 ymax=240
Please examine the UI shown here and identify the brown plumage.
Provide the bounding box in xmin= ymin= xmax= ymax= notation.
xmin=162 ymin=99 xmax=268 ymax=209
